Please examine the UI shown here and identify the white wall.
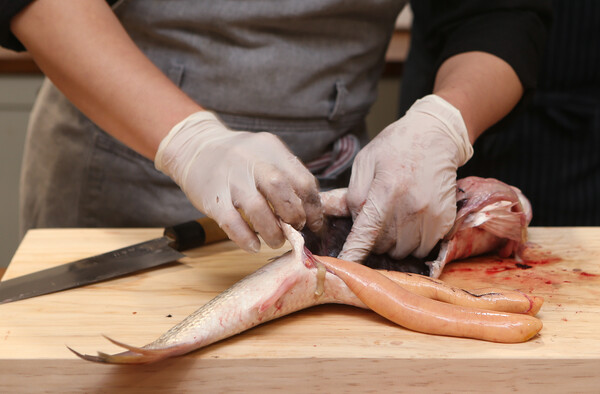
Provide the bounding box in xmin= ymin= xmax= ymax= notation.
xmin=0 ymin=75 xmax=43 ymax=269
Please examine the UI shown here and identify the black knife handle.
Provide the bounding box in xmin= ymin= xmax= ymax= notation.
xmin=164 ymin=218 xmax=229 ymax=252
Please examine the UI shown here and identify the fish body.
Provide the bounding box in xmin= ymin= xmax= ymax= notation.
xmin=310 ymin=176 xmax=533 ymax=278
xmin=427 ymin=177 xmax=532 ymax=278
xmin=71 ymin=177 xmax=541 ymax=364
xmin=70 ymin=225 xmax=363 ymax=364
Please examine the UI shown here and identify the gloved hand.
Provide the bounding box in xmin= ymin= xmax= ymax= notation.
xmin=155 ymin=111 xmax=323 ymax=253
xmin=338 ymin=95 xmax=473 ymax=262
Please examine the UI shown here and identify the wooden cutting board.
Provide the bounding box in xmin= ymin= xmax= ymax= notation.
xmin=1 ymin=227 xmax=599 ymax=393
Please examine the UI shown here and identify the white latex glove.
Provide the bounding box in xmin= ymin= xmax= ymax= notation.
xmin=338 ymin=95 xmax=473 ymax=262
xmin=155 ymin=111 xmax=323 ymax=253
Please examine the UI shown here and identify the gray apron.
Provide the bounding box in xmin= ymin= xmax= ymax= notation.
xmin=19 ymin=0 xmax=406 ymax=236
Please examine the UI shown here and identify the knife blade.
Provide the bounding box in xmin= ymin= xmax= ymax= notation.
xmin=0 ymin=218 xmax=228 ymax=305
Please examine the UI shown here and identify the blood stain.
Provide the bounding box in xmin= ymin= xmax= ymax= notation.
xmin=485 ymin=266 xmax=514 ymax=274
xmin=445 ymin=267 xmax=474 ymax=273
xmin=520 ymin=246 xmax=562 ymax=266
xmin=440 ymin=245 xmax=599 ymax=293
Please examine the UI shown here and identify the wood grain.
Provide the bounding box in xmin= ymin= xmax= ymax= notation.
xmin=1 ymin=227 xmax=599 ymax=392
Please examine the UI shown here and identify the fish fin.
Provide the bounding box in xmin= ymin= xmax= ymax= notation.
xmin=67 ymin=336 xmax=190 ymax=364
xmin=427 ymin=241 xmax=451 ymax=279
xmin=68 ymin=346 xmax=151 ymax=364
xmin=464 ymin=201 xmax=523 ymax=242
xmin=479 ymin=209 xmax=523 ymax=242
xmin=67 ymin=346 xmax=113 ymax=363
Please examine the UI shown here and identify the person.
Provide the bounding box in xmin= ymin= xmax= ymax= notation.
xmin=458 ymin=0 xmax=598 ymax=227
xmin=400 ymin=0 xmax=598 ymax=227
xmin=0 ymin=1 xmax=551 ymax=263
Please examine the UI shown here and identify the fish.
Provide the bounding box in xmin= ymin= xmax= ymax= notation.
xmin=70 ymin=177 xmax=541 ymax=364
xmin=68 ymin=224 xmax=364 ymax=364
xmin=428 ymin=176 xmax=532 ymax=278
xmin=308 ymin=176 xmax=532 ymax=278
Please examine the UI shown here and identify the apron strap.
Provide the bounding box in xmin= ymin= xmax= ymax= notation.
xmin=306 ymin=134 xmax=360 ymax=189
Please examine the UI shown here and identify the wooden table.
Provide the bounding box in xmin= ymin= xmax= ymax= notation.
xmin=1 ymin=227 xmax=599 ymax=393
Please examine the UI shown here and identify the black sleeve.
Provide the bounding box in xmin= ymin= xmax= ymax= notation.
xmin=0 ymin=0 xmax=35 ymax=51
xmin=400 ymin=0 xmax=553 ymax=114
xmin=0 ymin=0 xmax=120 ymax=52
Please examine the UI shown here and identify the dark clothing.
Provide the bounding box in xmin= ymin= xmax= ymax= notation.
xmin=400 ymin=1 xmax=553 ymax=115
xmin=0 ymin=1 xmax=118 ymax=50
xmin=0 ymin=1 xmax=29 ymax=50
xmin=404 ymin=0 xmax=600 ymax=226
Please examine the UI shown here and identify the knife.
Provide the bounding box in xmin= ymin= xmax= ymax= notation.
xmin=0 ymin=218 xmax=229 ymax=305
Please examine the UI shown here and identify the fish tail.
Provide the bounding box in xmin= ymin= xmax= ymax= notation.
xmin=477 ymin=204 xmax=525 ymax=242
xmin=67 ymin=335 xmax=189 ymax=364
